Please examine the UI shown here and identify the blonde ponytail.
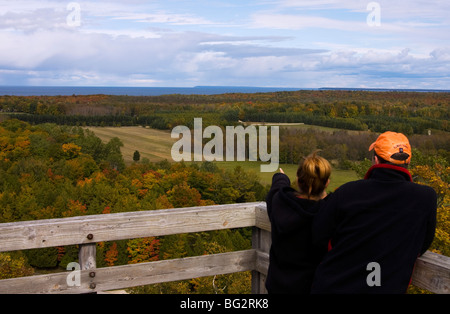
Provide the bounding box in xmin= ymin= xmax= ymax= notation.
xmin=296 ymin=150 xmax=331 ymax=199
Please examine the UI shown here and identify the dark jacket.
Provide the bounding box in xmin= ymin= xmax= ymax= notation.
xmin=265 ymin=173 xmax=327 ymax=294
xmin=311 ymin=164 xmax=437 ymax=294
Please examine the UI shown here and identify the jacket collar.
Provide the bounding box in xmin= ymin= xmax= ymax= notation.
xmin=279 ymin=186 xmax=318 ymax=216
xmin=364 ymin=164 xmax=412 ymax=182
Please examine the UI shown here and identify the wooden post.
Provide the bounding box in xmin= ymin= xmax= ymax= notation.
xmin=251 ymin=226 xmax=271 ymax=294
xmin=79 ymin=243 xmax=96 ymax=270
xmin=79 ymin=240 xmax=97 ymax=292
xmin=251 ymin=227 xmax=262 ymax=294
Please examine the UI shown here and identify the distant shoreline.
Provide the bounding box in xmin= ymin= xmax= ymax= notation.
xmin=318 ymin=87 xmax=450 ymax=93
xmin=0 ymin=86 xmax=449 ymax=97
xmin=0 ymin=86 xmax=301 ymax=97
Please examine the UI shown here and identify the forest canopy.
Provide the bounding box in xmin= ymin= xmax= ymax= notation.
xmin=1 ymin=90 xmax=448 ymax=134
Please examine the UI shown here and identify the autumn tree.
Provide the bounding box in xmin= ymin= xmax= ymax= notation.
xmin=127 ymin=237 xmax=160 ymax=265
xmin=104 ymin=242 xmax=119 ymax=266
xmin=0 ymin=252 xmax=34 ymax=279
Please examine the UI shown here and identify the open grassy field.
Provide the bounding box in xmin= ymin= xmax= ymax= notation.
xmin=87 ymin=126 xmax=360 ymax=190
xmin=212 ymin=161 xmax=359 ymax=190
xmin=86 ymin=126 xmax=176 ymax=163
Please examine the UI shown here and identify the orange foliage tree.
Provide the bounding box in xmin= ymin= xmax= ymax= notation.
xmin=104 ymin=242 xmax=119 ymax=267
xmin=127 ymin=237 xmax=160 ymax=264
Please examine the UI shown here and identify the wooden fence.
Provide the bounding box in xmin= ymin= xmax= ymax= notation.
xmin=0 ymin=202 xmax=448 ymax=294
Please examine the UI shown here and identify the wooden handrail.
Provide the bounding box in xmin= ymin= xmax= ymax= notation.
xmin=0 ymin=202 xmax=448 ymax=294
xmin=0 ymin=202 xmax=260 ymax=253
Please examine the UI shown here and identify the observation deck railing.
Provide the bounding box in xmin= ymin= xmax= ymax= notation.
xmin=0 ymin=202 xmax=448 ymax=294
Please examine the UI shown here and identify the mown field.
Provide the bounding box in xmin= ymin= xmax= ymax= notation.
xmin=86 ymin=125 xmax=360 ymax=190
xmin=86 ymin=126 xmax=175 ymax=163
xmin=85 ymin=123 xmax=355 ymax=164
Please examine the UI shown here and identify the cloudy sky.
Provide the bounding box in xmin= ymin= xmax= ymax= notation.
xmin=0 ymin=0 xmax=449 ymax=89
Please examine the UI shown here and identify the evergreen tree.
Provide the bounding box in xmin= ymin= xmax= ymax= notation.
xmin=133 ymin=150 xmax=140 ymax=162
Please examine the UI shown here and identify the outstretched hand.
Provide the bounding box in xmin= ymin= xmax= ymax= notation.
xmin=279 ymin=168 xmax=285 ymax=174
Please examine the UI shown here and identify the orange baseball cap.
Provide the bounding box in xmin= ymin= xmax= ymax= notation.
xmin=369 ymin=131 xmax=412 ymax=165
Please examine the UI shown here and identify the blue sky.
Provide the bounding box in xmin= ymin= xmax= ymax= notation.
xmin=0 ymin=0 xmax=449 ymax=89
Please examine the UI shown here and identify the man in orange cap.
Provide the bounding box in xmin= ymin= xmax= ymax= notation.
xmin=369 ymin=131 xmax=411 ymax=167
xmin=310 ymin=131 xmax=437 ymax=294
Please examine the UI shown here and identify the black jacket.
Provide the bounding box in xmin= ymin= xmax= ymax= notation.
xmin=265 ymin=173 xmax=326 ymax=294
xmin=311 ymin=164 xmax=437 ymax=294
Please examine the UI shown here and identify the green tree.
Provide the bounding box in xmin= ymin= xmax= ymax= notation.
xmin=23 ymin=247 xmax=59 ymax=268
xmin=104 ymin=137 xmax=125 ymax=171
xmin=133 ymin=150 xmax=140 ymax=162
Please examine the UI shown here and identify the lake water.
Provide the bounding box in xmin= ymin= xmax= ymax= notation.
xmin=0 ymin=86 xmax=447 ymax=96
xmin=0 ymin=86 xmax=303 ymax=96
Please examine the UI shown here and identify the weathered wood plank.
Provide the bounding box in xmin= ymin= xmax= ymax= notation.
xmin=0 ymin=202 xmax=260 ymax=252
xmin=255 ymin=203 xmax=271 ymax=232
xmin=0 ymin=250 xmax=256 ymax=294
xmin=94 ymin=249 xmax=256 ymax=293
xmin=251 ymin=225 xmax=271 ymax=294
xmin=0 ymin=266 xmax=93 ymax=294
xmin=79 ymin=244 xmax=96 ymax=271
xmin=255 ymin=250 xmax=269 ymax=276
xmin=412 ymin=251 xmax=450 ymax=294
xmin=252 ymin=203 xmax=270 ymax=294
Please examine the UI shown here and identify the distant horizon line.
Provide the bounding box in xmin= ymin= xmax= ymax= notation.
xmin=1 ymin=85 xmax=449 ymax=90
xmin=0 ymin=85 xmax=449 ymax=97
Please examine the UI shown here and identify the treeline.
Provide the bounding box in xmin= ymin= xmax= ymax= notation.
xmin=1 ymin=90 xmax=449 ymax=114
xmin=1 ymin=90 xmax=449 ymax=134
xmin=8 ymin=111 xmax=446 ymax=136
xmin=5 ymin=112 xmax=225 ymax=130
xmin=0 ymin=120 xmax=265 ymax=293
xmin=6 ymin=113 xmax=167 ymax=129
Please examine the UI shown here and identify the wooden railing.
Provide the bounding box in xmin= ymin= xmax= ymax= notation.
xmin=0 ymin=202 xmax=448 ymax=294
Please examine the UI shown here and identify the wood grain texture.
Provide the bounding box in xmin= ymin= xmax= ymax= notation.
xmin=0 ymin=202 xmax=261 ymax=252
xmin=411 ymin=251 xmax=450 ymax=294
xmin=0 ymin=250 xmax=256 ymax=294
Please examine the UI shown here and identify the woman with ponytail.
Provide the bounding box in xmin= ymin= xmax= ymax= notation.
xmin=296 ymin=151 xmax=331 ymax=201
xmin=265 ymin=150 xmax=332 ymax=294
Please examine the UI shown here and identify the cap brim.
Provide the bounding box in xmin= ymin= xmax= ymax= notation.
xmin=368 ymin=142 xmax=376 ymax=151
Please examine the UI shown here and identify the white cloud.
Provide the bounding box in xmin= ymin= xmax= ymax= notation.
xmin=280 ymin=0 xmax=450 ymax=19
xmin=0 ymin=0 xmax=448 ymax=89
xmin=111 ymin=11 xmax=216 ymax=26
xmin=250 ymin=13 xmax=366 ymax=31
